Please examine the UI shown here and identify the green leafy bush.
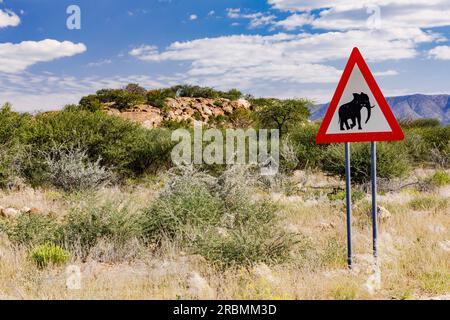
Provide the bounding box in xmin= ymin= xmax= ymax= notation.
xmin=95 ymin=88 xmax=145 ymax=110
xmin=79 ymin=94 xmax=103 ymax=112
xmin=288 ymin=124 xmax=327 ymax=169
xmin=7 ymin=213 xmax=61 ymax=247
xmin=171 ymin=85 xmax=242 ymax=100
xmin=147 ymin=88 xmax=176 ymax=109
xmin=195 ymin=201 xmax=297 ymax=267
xmin=252 ymin=98 xmax=310 ymax=136
xmin=30 ymin=243 xmax=70 ymax=268
xmin=62 ymin=202 xmax=143 ymax=257
xmin=322 ymin=142 xmax=410 ymax=183
xmin=20 ymin=110 xmax=174 ymax=184
xmin=141 ymin=166 xmax=297 ymax=267
xmin=428 ymin=170 xmax=450 ymax=186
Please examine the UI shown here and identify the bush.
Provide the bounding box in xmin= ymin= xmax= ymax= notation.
xmin=142 ymin=166 xmax=297 ymax=267
xmin=124 ymin=83 xmax=147 ymax=96
xmin=62 ymin=202 xmax=143 ymax=257
xmin=7 ymin=213 xmax=61 ymax=247
xmin=44 ymin=145 xmax=114 ymax=192
xmin=160 ymin=119 xmax=192 ymax=129
xmin=170 ymin=85 xmax=243 ymax=100
xmin=30 ymin=243 xmax=70 ymax=269
xmin=141 ymin=167 xmax=222 ymax=243
xmin=147 ymin=88 xmax=176 ymax=109
xmin=20 ymin=110 xmax=174 ymax=184
xmin=428 ymin=170 xmax=450 ymax=187
xmin=252 ymin=98 xmax=310 ymax=136
xmin=322 ymin=142 xmax=410 ymax=183
xmin=289 ymin=124 xmax=327 ymax=169
xmin=95 ymin=88 xmax=145 ymax=110
xmin=195 ymin=201 xmax=297 ymax=267
xmin=408 ymin=196 xmax=448 ymax=211
xmin=79 ymin=94 xmax=103 ymax=112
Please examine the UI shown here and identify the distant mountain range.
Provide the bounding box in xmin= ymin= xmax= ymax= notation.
xmin=309 ymin=94 xmax=450 ymax=125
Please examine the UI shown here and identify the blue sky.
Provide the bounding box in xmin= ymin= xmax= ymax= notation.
xmin=1 ymin=0 xmax=450 ymax=111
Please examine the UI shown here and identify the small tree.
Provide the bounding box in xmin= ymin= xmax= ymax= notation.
xmin=125 ymin=83 xmax=147 ymax=97
xmin=79 ymin=94 xmax=102 ymax=112
xmin=252 ymin=98 xmax=310 ymax=135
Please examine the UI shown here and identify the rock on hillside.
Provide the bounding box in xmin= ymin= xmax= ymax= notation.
xmin=106 ymin=97 xmax=251 ymax=128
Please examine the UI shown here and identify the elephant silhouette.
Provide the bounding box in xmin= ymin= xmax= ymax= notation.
xmin=338 ymin=92 xmax=375 ymax=131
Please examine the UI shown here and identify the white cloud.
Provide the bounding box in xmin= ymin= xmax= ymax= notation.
xmin=0 ymin=9 xmax=20 ymax=28
xmin=373 ymin=69 xmax=399 ymax=77
xmin=87 ymin=59 xmax=112 ymax=67
xmin=0 ymin=73 xmax=167 ymax=112
xmin=269 ymin=0 xmax=450 ymax=31
xmin=274 ymin=13 xmax=313 ymax=30
xmin=189 ymin=14 xmax=198 ymax=21
xmin=226 ymin=8 xmax=276 ymax=29
xmin=428 ymin=46 xmax=450 ymax=60
xmin=0 ymin=39 xmax=86 ymax=73
xmin=128 ymin=27 xmax=433 ymax=91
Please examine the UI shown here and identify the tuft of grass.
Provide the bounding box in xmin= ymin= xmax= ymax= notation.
xmin=62 ymin=202 xmax=143 ymax=258
xmin=30 ymin=243 xmax=70 ymax=269
xmin=408 ymin=196 xmax=448 ymax=211
xmin=419 ymin=271 xmax=450 ymax=295
xmin=428 ymin=170 xmax=450 ymax=187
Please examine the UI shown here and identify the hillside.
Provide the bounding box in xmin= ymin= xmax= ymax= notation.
xmin=310 ymin=94 xmax=450 ymax=124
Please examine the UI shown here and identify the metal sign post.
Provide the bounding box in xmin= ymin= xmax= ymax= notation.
xmin=371 ymin=142 xmax=378 ymax=262
xmin=345 ymin=142 xmax=353 ymax=269
xmin=315 ymin=47 xmax=405 ymax=270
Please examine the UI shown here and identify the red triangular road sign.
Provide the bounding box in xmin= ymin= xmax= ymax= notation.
xmin=316 ymin=47 xmax=404 ymax=144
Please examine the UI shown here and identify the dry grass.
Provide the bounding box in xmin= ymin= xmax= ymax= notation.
xmin=0 ymin=170 xmax=449 ymax=300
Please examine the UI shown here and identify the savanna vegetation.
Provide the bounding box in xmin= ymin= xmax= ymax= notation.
xmin=0 ymin=84 xmax=448 ymax=300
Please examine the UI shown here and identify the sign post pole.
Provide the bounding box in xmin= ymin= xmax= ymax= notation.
xmin=315 ymin=47 xmax=405 ymax=270
xmin=345 ymin=142 xmax=353 ymax=269
xmin=371 ymin=142 xmax=378 ymax=262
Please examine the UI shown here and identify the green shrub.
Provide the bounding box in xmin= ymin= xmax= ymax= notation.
xmin=147 ymin=88 xmax=176 ymax=109
xmin=95 ymin=88 xmax=145 ymax=110
xmin=20 ymin=110 xmax=173 ymax=184
xmin=170 ymin=85 xmax=242 ymax=100
xmin=142 ymin=166 xmax=297 ymax=267
xmin=252 ymin=98 xmax=310 ymax=136
xmin=30 ymin=243 xmax=70 ymax=269
xmin=79 ymin=94 xmax=103 ymax=112
xmin=124 ymin=83 xmax=147 ymax=96
xmin=289 ymin=124 xmax=327 ymax=169
xmin=195 ymin=201 xmax=297 ymax=267
xmin=323 ymin=142 xmax=410 ymax=183
xmin=227 ymin=108 xmax=254 ymax=128
xmin=327 ymin=189 xmax=365 ymax=202
xmin=7 ymin=213 xmax=61 ymax=246
xmin=62 ymin=202 xmax=143 ymax=257
xmin=408 ymin=196 xmax=448 ymax=211
xmin=428 ymin=170 xmax=450 ymax=187
xmin=141 ymin=184 xmax=223 ymax=243
xmin=160 ymin=119 xmax=192 ymax=129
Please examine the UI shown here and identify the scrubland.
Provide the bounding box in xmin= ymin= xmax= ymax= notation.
xmin=0 ymin=87 xmax=448 ymax=300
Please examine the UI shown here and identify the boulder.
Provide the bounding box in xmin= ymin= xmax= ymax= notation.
xmin=377 ymin=206 xmax=391 ymax=222
xmin=1 ymin=207 xmax=20 ymax=219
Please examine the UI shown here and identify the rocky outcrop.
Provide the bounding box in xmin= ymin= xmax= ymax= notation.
xmin=105 ymin=97 xmax=251 ymax=129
